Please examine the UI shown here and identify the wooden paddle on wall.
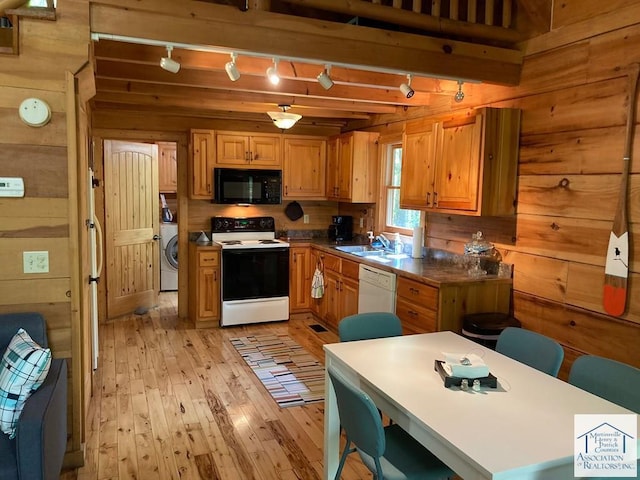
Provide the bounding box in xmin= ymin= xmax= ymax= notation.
xmin=603 ymin=63 xmax=640 ymax=316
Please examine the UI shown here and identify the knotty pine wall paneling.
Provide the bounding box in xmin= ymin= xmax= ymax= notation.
xmin=0 ymin=0 xmax=89 ymax=466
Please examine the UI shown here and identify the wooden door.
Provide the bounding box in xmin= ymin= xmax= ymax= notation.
xmin=400 ymin=123 xmax=437 ymax=209
xmin=337 ymin=133 xmax=354 ymax=200
xmin=283 ymin=137 xmax=326 ymax=198
xmin=104 ymin=140 xmax=159 ymax=319
xmin=325 ymin=136 xmax=339 ymax=199
xmin=434 ymin=114 xmax=483 ymax=211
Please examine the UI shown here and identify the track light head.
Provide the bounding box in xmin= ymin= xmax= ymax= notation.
xmin=455 ymin=80 xmax=465 ymax=103
xmin=317 ymin=65 xmax=334 ymax=90
xmin=399 ymin=74 xmax=414 ymax=99
xmin=225 ymin=53 xmax=240 ymax=81
xmin=266 ymin=58 xmax=280 ymax=85
xmin=160 ymin=46 xmax=180 ymax=73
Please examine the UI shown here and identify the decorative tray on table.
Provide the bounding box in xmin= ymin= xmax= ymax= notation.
xmin=434 ymin=360 xmax=498 ymax=388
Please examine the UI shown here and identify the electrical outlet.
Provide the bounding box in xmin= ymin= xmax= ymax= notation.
xmin=23 ymin=251 xmax=49 ymax=274
xmin=303 ymin=214 xmax=309 ymax=224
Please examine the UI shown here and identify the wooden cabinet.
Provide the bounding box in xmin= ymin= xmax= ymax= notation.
xmin=326 ymin=131 xmax=379 ymax=202
xmin=395 ymin=275 xmax=512 ymax=334
xmin=283 ymin=137 xmax=327 ymax=199
xmin=188 ymin=243 xmax=220 ymax=328
xmin=158 ymin=142 xmax=177 ymax=193
xmin=312 ymin=249 xmax=359 ymax=331
xmin=216 ymin=132 xmax=281 ymax=168
xmin=190 ymin=130 xmax=215 ymax=199
xmin=289 ymin=246 xmax=311 ymax=312
xmin=400 ymin=108 xmax=520 ymax=216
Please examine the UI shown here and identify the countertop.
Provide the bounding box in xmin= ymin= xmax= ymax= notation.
xmin=189 ymin=237 xmax=512 ymax=287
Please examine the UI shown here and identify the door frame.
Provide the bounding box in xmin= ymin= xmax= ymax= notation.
xmin=92 ymin=130 xmax=189 ymax=321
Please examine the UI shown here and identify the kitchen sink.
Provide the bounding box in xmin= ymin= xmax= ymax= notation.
xmin=334 ymin=245 xmax=409 ymax=261
xmin=334 ymin=245 xmax=379 ymax=253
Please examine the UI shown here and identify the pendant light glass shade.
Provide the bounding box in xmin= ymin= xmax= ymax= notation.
xmin=267 ymin=105 xmax=301 ymax=129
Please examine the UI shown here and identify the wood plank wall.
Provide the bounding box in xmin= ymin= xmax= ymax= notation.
xmin=0 ymin=0 xmax=89 ymax=465
xmin=416 ymin=1 xmax=640 ymax=378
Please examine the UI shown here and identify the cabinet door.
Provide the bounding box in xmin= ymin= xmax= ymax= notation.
xmin=250 ymin=135 xmax=281 ymax=167
xmin=283 ymin=138 xmax=326 ymax=198
xmin=191 ymin=130 xmax=215 ymax=199
xmin=216 ymin=133 xmax=250 ymax=166
xmin=434 ymin=113 xmax=483 ymax=211
xmin=337 ymin=134 xmax=354 ymax=200
xmin=325 ymin=136 xmax=339 ymax=200
xmin=289 ymin=247 xmax=310 ymax=312
xmin=198 ymin=266 xmax=220 ymax=319
xmin=339 ymin=276 xmax=359 ymax=320
xmin=158 ymin=142 xmax=177 ymax=193
xmin=400 ymin=123 xmax=437 ymax=209
xmin=324 ymin=270 xmax=341 ymax=330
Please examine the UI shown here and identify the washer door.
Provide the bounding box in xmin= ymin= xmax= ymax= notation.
xmin=164 ymin=235 xmax=178 ymax=269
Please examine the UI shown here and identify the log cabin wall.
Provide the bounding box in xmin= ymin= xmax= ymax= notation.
xmin=0 ymin=0 xmax=89 ymax=465
xmin=403 ymin=1 xmax=640 ymax=379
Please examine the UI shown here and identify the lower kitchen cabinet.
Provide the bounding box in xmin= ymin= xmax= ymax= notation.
xmin=311 ymin=248 xmax=358 ymax=331
xmin=396 ymin=275 xmax=512 ymax=334
xmin=188 ymin=243 xmax=220 ymax=328
xmin=289 ymin=246 xmax=311 ymax=312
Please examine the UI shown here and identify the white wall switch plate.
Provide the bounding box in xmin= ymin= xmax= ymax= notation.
xmin=0 ymin=177 xmax=25 ymax=197
xmin=23 ymin=251 xmax=49 ymax=273
xmin=359 ymin=217 xmax=364 ymax=227
xmin=303 ymin=214 xmax=309 ymax=224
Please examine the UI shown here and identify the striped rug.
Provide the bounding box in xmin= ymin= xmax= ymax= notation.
xmin=230 ymin=334 xmax=325 ymax=408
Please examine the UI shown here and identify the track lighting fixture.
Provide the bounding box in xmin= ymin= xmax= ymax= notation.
xmin=267 ymin=105 xmax=302 ymax=130
xmin=455 ymin=80 xmax=465 ymax=103
xmin=225 ymin=52 xmax=240 ymax=81
xmin=399 ymin=74 xmax=414 ymax=99
xmin=159 ymin=46 xmax=180 ymax=73
xmin=317 ymin=64 xmax=334 ymax=90
xmin=266 ymin=58 xmax=280 ymax=85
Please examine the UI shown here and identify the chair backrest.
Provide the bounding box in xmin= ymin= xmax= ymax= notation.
xmin=0 ymin=312 xmax=48 ymax=353
xmin=327 ymin=366 xmax=385 ymax=460
xmin=338 ymin=312 xmax=403 ymax=342
xmin=569 ymin=355 xmax=640 ymax=413
xmin=496 ymin=327 xmax=564 ymax=377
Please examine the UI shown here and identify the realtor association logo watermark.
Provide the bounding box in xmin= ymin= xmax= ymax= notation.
xmin=575 ymin=414 xmax=637 ymax=477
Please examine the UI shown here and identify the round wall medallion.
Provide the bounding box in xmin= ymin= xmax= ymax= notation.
xmin=19 ymin=98 xmax=51 ymax=127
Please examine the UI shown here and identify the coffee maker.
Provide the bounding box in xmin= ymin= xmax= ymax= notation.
xmin=328 ymin=215 xmax=353 ymax=242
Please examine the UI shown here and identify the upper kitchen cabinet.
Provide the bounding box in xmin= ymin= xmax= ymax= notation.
xmin=158 ymin=141 xmax=177 ymax=193
xmin=283 ymin=136 xmax=327 ymax=199
xmin=216 ymin=132 xmax=281 ymax=168
xmin=190 ymin=129 xmax=215 ymax=199
xmin=400 ymin=108 xmax=520 ymax=216
xmin=326 ymin=131 xmax=380 ymax=203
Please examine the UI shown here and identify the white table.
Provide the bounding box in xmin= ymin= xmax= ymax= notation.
xmin=323 ymin=331 xmax=640 ymax=480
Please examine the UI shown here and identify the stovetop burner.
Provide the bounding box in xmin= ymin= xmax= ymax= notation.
xmin=259 ymin=239 xmax=279 ymax=244
xmin=221 ymin=240 xmax=242 ymax=245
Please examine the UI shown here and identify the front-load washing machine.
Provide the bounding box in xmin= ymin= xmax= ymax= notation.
xmin=160 ymin=223 xmax=178 ymax=291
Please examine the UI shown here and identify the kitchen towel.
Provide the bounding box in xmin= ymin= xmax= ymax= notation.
xmin=411 ymin=226 xmax=424 ymax=258
xmin=311 ymin=264 xmax=324 ymax=299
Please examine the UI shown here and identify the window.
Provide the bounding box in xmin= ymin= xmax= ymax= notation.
xmin=382 ymin=143 xmax=420 ymax=233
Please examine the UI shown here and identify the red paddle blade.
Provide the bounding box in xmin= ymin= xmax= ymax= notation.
xmin=603 ymin=282 xmax=627 ymax=316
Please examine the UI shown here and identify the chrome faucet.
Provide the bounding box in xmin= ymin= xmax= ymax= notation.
xmin=376 ymin=234 xmax=390 ymax=250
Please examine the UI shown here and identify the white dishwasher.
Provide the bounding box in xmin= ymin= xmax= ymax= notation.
xmin=358 ymin=263 xmax=397 ymax=314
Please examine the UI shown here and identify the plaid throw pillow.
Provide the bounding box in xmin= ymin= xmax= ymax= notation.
xmin=0 ymin=328 xmax=51 ymax=439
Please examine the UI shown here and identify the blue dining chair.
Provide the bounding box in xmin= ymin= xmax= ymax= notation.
xmin=327 ymin=366 xmax=453 ymax=480
xmin=338 ymin=312 xmax=403 ymax=342
xmin=495 ymin=327 xmax=564 ymax=377
xmin=569 ymin=355 xmax=640 ymax=413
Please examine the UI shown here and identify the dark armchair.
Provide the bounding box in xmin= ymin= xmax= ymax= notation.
xmin=0 ymin=312 xmax=67 ymax=480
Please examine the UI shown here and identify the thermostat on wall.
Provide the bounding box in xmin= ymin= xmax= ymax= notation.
xmin=0 ymin=177 xmax=25 ymax=197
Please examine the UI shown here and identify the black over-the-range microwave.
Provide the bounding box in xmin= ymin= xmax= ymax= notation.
xmin=213 ymin=167 xmax=282 ymax=205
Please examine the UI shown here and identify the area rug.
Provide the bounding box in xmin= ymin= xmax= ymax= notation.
xmin=229 ymin=334 xmax=325 ymax=408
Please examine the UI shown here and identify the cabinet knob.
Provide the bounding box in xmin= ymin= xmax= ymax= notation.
xmin=426 ymin=192 xmax=431 ymax=206
xmin=433 ymin=192 xmax=438 ymax=206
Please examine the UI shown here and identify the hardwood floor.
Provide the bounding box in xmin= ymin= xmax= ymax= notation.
xmin=61 ymin=292 xmax=371 ymax=480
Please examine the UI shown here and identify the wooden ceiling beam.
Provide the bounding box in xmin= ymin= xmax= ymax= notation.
xmin=94 ymin=78 xmax=397 ymax=115
xmin=91 ymin=1 xmax=522 ymax=85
